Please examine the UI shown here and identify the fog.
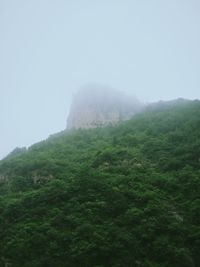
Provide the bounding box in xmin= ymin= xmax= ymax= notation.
xmin=0 ymin=0 xmax=200 ymax=159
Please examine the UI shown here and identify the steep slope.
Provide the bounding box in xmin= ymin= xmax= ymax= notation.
xmin=0 ymin=100 xmax=200 ymax=267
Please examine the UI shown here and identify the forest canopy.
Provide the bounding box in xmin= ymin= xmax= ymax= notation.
xmin=0 ymin=100 xmax=199 ymax=267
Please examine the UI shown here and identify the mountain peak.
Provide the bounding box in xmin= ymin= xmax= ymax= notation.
xmin=67 ymin=84 xmax=144 ymax=129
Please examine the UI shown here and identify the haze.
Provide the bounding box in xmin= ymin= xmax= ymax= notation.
xmin=0 ymin=0 xmax=200 ymax=159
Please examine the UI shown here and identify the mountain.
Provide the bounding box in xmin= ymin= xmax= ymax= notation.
xmin=67 ymin=84 xmax=144 ymax=129
xmin=0 ymin=99 xmax=200 ymax=267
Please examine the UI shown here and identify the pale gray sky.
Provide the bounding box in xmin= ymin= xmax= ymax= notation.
xmin=0 ymin=0 xmax=200 ymax=159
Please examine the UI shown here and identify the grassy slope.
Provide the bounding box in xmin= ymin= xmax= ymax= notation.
xmin=0 ymin=100 xmax=200 ymax=267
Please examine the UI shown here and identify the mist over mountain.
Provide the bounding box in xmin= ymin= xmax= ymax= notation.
xmin=0 ymin=0 xmax=199 ymax=265
xmin=0 ymin=99 xmax=200 ymax=266
xmin=67 ymin=84 xmax=144 ymax=129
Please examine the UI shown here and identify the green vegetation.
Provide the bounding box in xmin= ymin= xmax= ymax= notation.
xmin=0 ymin=100 xmax=200 ymax=267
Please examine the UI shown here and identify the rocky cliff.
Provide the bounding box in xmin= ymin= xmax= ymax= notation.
xmin=67 ymin=84 xmax=144 ymax=129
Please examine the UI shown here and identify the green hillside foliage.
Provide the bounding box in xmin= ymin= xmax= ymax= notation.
xmin=0 ymin=100 xmax=200 ymax=267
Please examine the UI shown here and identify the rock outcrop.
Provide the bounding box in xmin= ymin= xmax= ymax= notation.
xmin=67 ymin=84 xmax=144 ymax=129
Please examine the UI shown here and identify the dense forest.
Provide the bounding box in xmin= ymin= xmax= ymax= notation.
xmin=0 ymin=100 xmax=199 ymax=267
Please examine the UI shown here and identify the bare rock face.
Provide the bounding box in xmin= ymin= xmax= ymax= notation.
xmin=67 ymin=84 xmax=143 ymax=129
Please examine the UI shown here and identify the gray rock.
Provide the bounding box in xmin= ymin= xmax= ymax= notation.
xmin=67 ymin=84 xmax=144 ymax=129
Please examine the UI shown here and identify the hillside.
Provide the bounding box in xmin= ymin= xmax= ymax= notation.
xmin=0 ymin=100 xmax=200 ymax=267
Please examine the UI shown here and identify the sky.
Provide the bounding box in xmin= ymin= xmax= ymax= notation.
xmin=0 ymin=0 xmax=200 ymax=159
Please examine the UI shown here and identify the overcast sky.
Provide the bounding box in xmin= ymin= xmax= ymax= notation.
xmin=0 ymin=0 xmax=200 ymax=159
